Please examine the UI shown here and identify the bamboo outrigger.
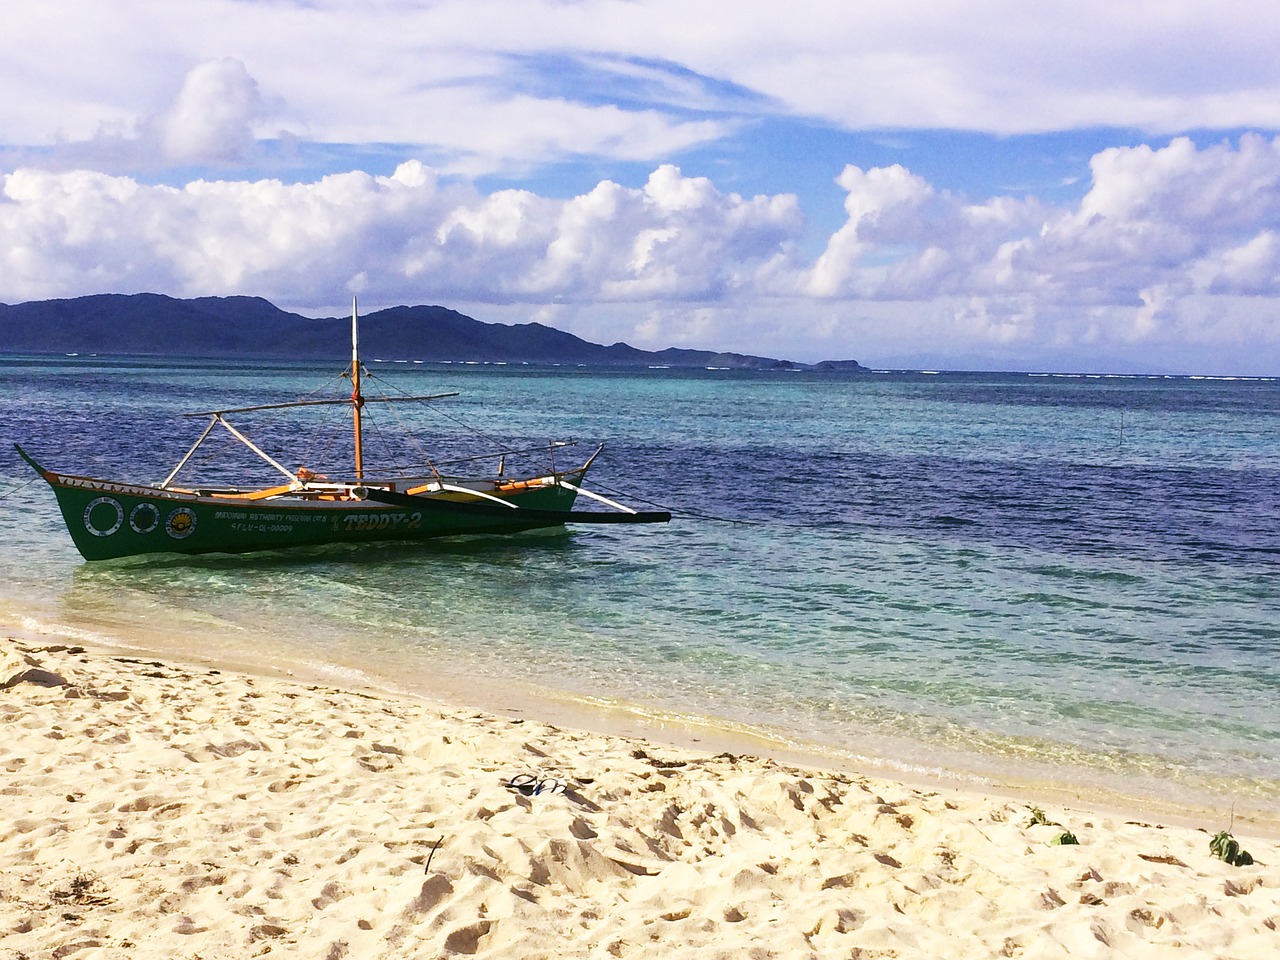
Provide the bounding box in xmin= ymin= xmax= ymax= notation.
xmin=19 ymin=300 xmax=669 ymax=561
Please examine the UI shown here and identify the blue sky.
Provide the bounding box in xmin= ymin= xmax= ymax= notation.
xmin=3 ymin=1 xmax=1280 ymax=373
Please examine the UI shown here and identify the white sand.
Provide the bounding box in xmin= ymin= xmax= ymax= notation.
xmin=2 ymin=637 xmax=1278 ymax=959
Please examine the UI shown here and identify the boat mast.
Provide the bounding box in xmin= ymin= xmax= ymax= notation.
xmin=350 ymin=297 xmax=365 ymax=480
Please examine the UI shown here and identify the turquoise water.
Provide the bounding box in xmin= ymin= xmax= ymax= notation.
xmin=3 ymin=356 xmax=1278 ymax=812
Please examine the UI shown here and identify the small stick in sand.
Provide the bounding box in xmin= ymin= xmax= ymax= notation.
xmin=424 ymin=837 xmax=444 ymax=874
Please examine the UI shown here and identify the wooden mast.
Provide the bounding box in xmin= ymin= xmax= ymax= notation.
xmin=350 ymin=297 xmax=365 ymax=480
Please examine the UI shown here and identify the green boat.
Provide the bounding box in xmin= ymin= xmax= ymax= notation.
xmin=19 ymin=301 xmax=669 ymax=561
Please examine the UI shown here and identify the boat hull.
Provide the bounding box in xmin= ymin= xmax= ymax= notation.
xmin=29 ymin=466 xmax=584 ymax=561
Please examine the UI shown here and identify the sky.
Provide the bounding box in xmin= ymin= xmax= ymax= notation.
xmin=3 ymin=1 xmax=1280 ymax=373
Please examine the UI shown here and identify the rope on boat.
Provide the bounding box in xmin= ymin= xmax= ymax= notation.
xmin=362 ymin=369 xmax=568 ymax=480
xmin=359 ymin=384 xmax=444 ymax=479
xmin=0 ymin=475 xmax=40 ymax=502
xmin=364 ymin=370 xmax=518 ymax=458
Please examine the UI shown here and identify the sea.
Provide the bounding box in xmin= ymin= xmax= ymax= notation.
xmin=3 ymin=354 xmax=1278 ymax=819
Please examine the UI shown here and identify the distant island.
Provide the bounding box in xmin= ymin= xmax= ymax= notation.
xmin=0 ymin=293 xmax=865 ymax=371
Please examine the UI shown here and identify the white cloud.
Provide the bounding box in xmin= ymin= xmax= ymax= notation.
xmin=1201 ymin=231 xmax=1280 ymax=295
xmin=415 ymin=93 xmax=736 ymax=178
xmin=807 ymin=165 xmax=938 ymax=297
xmin=34 ymin=58 xmax=290 ymax=173
xmin=781 ymin=135 xmax=1280 ymax=367
xmin=4 ymin=132 xmax=1280 ymax=373
xmin=0 ymin=161 xmax=803 ymax=308
xmin=155 ymin=58 xmax=270 ymax=165
xmin=5 ymin=1 xmax=1280 ymax=172
xmin=991 ymin=135 xmax=1280 ymax=312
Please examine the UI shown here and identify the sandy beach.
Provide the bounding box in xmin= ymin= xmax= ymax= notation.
xmin=2 ymin=636 xmax=1278 ymax=959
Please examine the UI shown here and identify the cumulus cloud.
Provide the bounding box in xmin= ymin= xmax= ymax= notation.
xmin=784 ymin=135 xmax=1280 ymax=365
xmin=1063 ymin=135 xmax=1280 ymax=298
xmin=3 ymin=135 xmax=1280 ymax=373
xmin=41 ymin=58 xmax=286 ymax=172
xmin=154 ymin=58 xmax=270 ymax=165
xmin=0 ymin=161 xmax=803 ymax=309
xmin=807 ymin=165 xmax=939 ymax=297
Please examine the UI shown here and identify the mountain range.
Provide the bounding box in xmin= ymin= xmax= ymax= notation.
xmin=0 ymin=294 xmax=865 ymax=371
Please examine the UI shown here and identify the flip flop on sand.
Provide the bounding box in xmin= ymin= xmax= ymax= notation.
xmin=534 ymin=777 xmax=565 ymax=796
xmin=506 ymin=773 xmax=566 ymax=797
xmin=507 ymin=773 xmax=538 ymax=795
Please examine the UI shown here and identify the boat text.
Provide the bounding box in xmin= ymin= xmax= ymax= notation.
xmin=209 ymin=509 xmax=423 ymax=533
xmin=342 ymin=512 xmax=423 ymax=532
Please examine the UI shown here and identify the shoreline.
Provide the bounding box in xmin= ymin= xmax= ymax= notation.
xmin=4 ymin=634 xmax=1280 ymax=958
xmin=6 ymin=609 xmax=1280 ymax=841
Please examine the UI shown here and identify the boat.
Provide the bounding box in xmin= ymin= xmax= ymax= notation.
xmin=17 ymin=300 xmax=670 ymax=561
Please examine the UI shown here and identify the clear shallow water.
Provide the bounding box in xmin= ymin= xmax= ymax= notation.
xmin=3 ymin=356 xmax=1279 ymax=812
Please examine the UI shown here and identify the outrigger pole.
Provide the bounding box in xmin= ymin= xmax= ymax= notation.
xmin=351 ymin=297 xmax=365 ymax=481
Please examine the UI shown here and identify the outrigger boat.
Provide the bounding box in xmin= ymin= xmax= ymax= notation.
xmin=17 ymin=300 xmax=669 ymax=561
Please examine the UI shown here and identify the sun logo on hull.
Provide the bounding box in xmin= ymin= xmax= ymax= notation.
xmin=165 ymin=507 xmax=197 ymax=539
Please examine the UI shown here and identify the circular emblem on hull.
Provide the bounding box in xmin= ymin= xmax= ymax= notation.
xmin=129 ymin=502 xmax=160 ymax=535
xmin=83 ymin=497 xmax=124 ymax=537
xmin=165 ymin=507 xmax=197 ymax=539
